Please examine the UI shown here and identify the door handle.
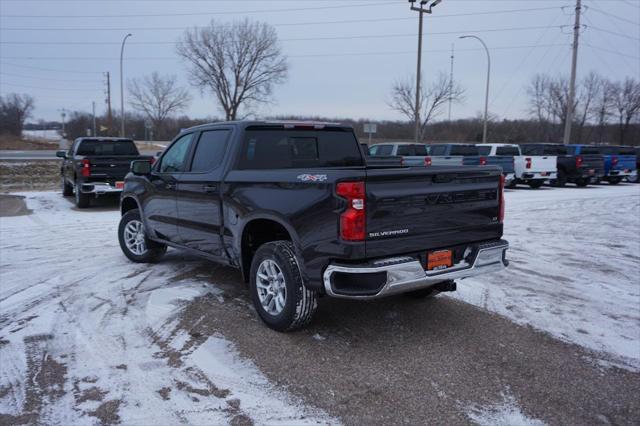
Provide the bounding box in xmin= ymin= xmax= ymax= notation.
xmin=165 ymin=183 xmax=177 ymax=190
xmin=202 ymin=184 xmax=217 ymax=193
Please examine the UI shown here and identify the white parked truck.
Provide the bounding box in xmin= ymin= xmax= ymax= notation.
xmin=476 ymin=144 xmax=557 ymax=189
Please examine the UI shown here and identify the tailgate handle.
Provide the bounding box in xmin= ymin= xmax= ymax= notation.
xmin=202 ymin=184 xmax=217 ymax=193
xmin=433 ymin=174 xmax=453 ymax=183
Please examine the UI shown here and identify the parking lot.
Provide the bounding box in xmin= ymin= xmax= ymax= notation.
xmin=1 ymin=184 xmax=638 ymax=425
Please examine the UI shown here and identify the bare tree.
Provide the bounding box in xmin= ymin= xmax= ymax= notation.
xmin=0 ymin=93 xmax=35 ymax=136
xmin=611 ymin=77 xmax=640 ymax=144
xmin=388 ymin=72 xmax=464 ymax=141
xmin=575 ymin=72 xmax=601 ymax=143
xmin=527 ymin=74 xmax=553 ymax=141
xmin=590 ymin=77 xmax=616 ymax=143
xmin=176 ymin=19 xmax=288 ymax=121
xmin=128 ymin=72 xmax=191 ymax=138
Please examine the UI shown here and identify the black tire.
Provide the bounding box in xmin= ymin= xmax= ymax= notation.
xmin=528 ymin=180 xmax=544 ymax=189
xmin=403 ymin=287 xmax=438 ymax=299
xmin=506 ymin=180 xmax=517 ymax=189
xmin=61 ymin=177 xmax=73 ymax=196
xmin=74 ymin=184 xmax=91 ymax=208
xmin=575 ymin=178 xmax=589 ymax=187
xmin=608 ymin=177 xmax=622 ymax=185
xmin=551 ymin=169 xmax=567 ymax=187
xmin=249 ymin=241 xmax=318 ymax=332
xmin=118 ymin=209 xmax=167 ymax=263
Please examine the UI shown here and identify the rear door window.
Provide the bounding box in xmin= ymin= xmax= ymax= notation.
xmin=396 ymin=145 xmax=412 ymax=156
xmin=238 ymin=128 xmax=363 ymax=169
xmin=477 ymin=146 xmax=491 ymax=155
xmin=414 ymin=144 xmax=428 ymax=155
xmin=189 ymin=129 xmax=230 ymax=172
xmin=370 ymin=145 xmax=393 ymax=156
xmin=545 ymin=145 xmax=567 ymax=155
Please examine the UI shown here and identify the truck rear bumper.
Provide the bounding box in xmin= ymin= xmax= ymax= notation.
xmin=79 ymin=182 xmax=122 ymax=195
xmin=521 ymin=172 xmax=556 ymax=180
xmin=322 ymin=239 xmax=509 ymax=299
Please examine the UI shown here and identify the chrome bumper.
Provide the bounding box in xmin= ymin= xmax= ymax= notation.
xmin=323 ymin=240 xmax=509 ymax=299
xmin=80 ymin=182 xmax=122 ymax=195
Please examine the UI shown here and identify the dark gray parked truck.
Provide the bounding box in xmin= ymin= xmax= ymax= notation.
xmin=117 ymin=121 xmax=509 ymax=331
xmin=57 ymin=137 xmax=153 ymax=208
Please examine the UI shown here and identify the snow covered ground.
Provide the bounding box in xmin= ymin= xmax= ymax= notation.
xmin=450 ymin=184 xmax=640 ymax=371
xmin=22 ymin=130 xmax=61 ymax=141
xmin=0 ymin=185 xmax=639 ymax=423
xmin=0 ymin=193 xmax=334 ymax=424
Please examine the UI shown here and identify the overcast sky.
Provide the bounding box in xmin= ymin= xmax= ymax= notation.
xmin=1 ymin=0 xmax=638 ymax=124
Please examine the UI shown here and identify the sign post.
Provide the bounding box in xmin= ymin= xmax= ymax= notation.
xmin=363 ymin=123 xmax=377 ymax=146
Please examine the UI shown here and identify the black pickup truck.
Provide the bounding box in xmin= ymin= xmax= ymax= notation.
xmin=118 ymin=121 xmax=509 ymax=331
xmin=57 ymin=137 xmax=153 ymax=208
xmin=520 ymin=143 xmax=604 ymax=187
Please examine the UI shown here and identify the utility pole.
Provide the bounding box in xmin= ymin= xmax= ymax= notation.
xmin=120 ymin=33 xmax=132 ymax=137
xmin=448 ymin=43 xmax=454 ymax=121
xmin=409 ymin=0 xmax=442 ymax=143
xmin=563 ymin=0 xmax=581 ymax=145
xmin=58 ymin=108 xmax=67 ymax=137
xmin=105 ymin=72 xmax=113 ymax=136
xmin=459 ymin=35 xmax=491 ymax=144
xmin=92 ymin=101 xmax=97 ymax=136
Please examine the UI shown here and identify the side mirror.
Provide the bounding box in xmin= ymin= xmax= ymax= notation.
xmin=56 ymin=150 xmax=67 ymax=159
xmin=131 ymin=160 xmax=152 ymax=175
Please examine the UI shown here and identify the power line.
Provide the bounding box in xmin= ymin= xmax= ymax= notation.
xmin=584 ymin=42 xmax=640 ymax=60
xmin=0 ymin=62 xmax=104 ymax=74
xmin=585 ymin=24 xmax=640 ymax=41
xmin=0 ymin=44 xmax=570 ymax=61
xmin=1 ymin=1 xmax=398 ymax=18
xmin=0 ymin=82 xmax=103 ymax=92
xmin=0 ymin=25 xmax=565 ymax=45
xmin=0 ymin=6 xmax=563 ymax=31
xmin=587 ymin=6 xmax=640 ymax=25
xmin=0 ymin=71 xmax=100 ymax=84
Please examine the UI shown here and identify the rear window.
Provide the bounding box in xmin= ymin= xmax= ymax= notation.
xmin=450 ymin=145 xmax=479 ymax=156
xmin=539 ymin=145 xmax=567 ymax=155
xmin=429 ymin=145 xmax=447 ymax=156
xmin=580 ymin=147 xmax=599 ymax=155
xmin=496 ymin=146 xmax=520 ymax=156
xmin=76 ymin=140 xmax=139 ymax=156
xmin=369 ymin=145 xmax=394 ymax=156
xmin=619 ymin=147 xmax=635 ymax=155
xmin=237 ymin=128 xmax=363 ymax=169
xmin=477 ymin=146 xmax=491 ymax=155
xmin=521 ymin=145 xmax=543 ymax=155
xmin=396 ymin=144 xmax=428 ymax=156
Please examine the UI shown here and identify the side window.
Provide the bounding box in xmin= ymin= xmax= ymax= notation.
xmin=158 ymin=133 xmax=194 ymax=173
xmin=414 ymin=144 xmax=428 ymax=155
xmin=369 ymin=145 xmax=378 ymax=155
xmin=478 ymin=146 xmax=491 ymax=155
xmin=190 ymin=130 xmax=230 ymax=172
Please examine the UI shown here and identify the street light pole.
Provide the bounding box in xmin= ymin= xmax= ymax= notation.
xmin=119 ymin=33 xmax=132 ymax=138
xmin=409 ymin=0 xmax=442 ymax=143
xmin=459 ymin=35 xmax=490 ymax=144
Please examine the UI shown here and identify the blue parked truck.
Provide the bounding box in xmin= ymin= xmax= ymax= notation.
xmin=597 ymin=146 xmax=637 ymax=185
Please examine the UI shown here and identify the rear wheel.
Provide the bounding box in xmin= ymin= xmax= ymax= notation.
xmin=627 ymin=173 xmax=639 ymax=183
xmin=118 ymin=209 xmax=167 ymax=263
xmin=61 ymin=177 xmax=73 ymax=196
xmin=528 ymin=180 xmax=544 ymax=189
xmin=608 ymin=177 xmax=622 ymax=185
xmin=250 ymin=241 xmax=318 ymax=332
xmin=74 ymin=182 xmax=90 ymax=208
xmin=575 ymin=178 xmax=589 ymax=187
xmin=551 ymin=169 xmax=567 ymax=187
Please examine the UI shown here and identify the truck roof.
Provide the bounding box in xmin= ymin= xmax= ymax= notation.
xmin=476 ymin=143 xmax=518 ymax=148
xmin=181 ymin=120 xmax=352 ymax=133
xmin=75 ymin=137 xmax=134 ymax=143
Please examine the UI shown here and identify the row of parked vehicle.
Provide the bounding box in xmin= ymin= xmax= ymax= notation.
xmin=366 ymin=142 xmax=639 ymax=188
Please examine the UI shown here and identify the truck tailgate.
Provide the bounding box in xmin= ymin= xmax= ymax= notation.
xmin=84 ymin=156 xmax=148 ymax=180
xmin=577 ymin=154 xmax=605 ymax=175
xmin=486 ymin=156 xmax=514 ymax=174
xmin=519 ymin=155 xmax=556 ymax=173
xmin=365 ymin=166 xmax=503 ymax=258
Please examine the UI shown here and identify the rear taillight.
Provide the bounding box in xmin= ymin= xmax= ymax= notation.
xmin=424 ymin=156 xmax=432 ymax=166
xmin=576 ymin=155 xmax=583 ymax=168
xmin=525 ymin=157 xmax=532 ymax=169
xmin=400 ymin=158 xmax=405 ymax=166
xmin=81 ymin=159 xmax=91 ymax=177
xmin=612 ymin=155 xmax=618 ymax=166
xmin=480 ymin=157 xmax=487 ymax=166
xmin=498 ymin=174 xmax=505 ymax=223
xmin=336 ymin=181 xmax=366 ymax=241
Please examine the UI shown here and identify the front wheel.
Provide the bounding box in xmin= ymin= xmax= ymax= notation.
xmin=61 ymin=177 xmax=73 ymax=196
xmin=575 ymin=178 xmax=589 ymax=187
xmin=250 ymin=241 xmax=318 ymax=332
xmin=118 ymin=209 xmax=167 ymax=263
xmin=528 ymin=180 xmax=544 ymax=189
xmin=551 ymin=170 xmax=567 ymax=187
